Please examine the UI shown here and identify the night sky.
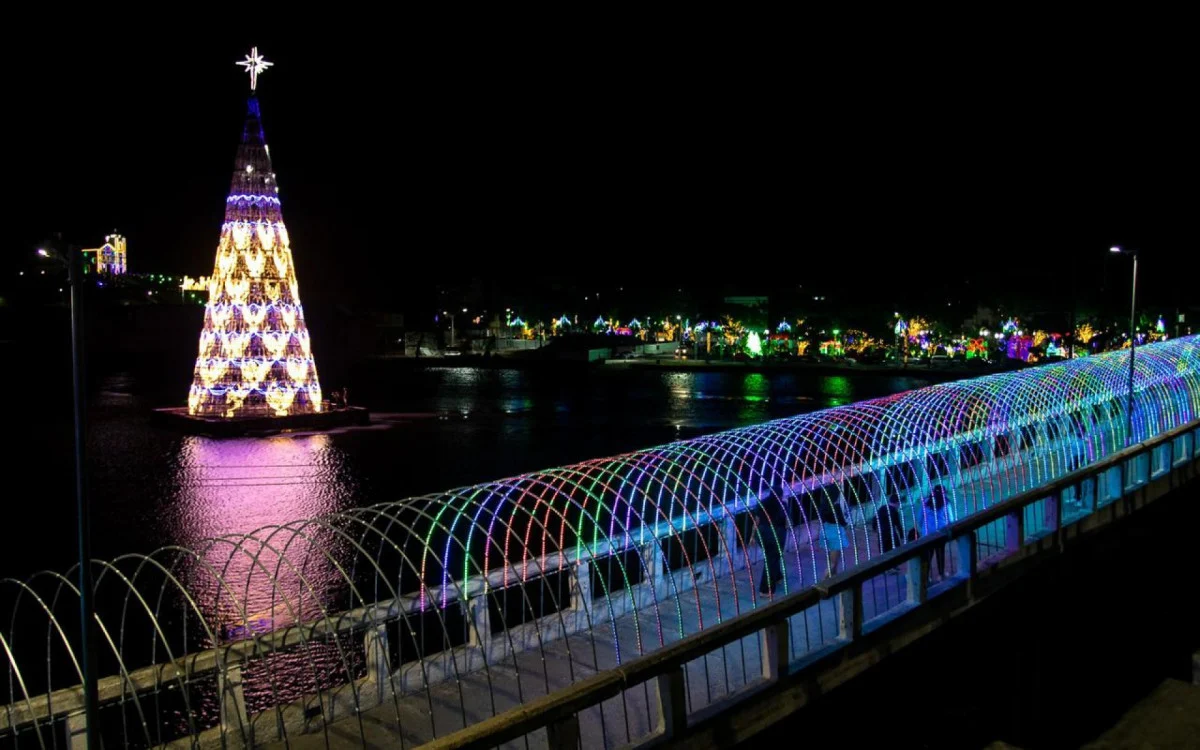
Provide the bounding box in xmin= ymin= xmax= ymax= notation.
xmin=7 ymin=32 xmax=1193 ymax=314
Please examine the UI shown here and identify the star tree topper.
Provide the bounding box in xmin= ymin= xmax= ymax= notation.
xmin=237 ymin=47 xmax=274 ymax=92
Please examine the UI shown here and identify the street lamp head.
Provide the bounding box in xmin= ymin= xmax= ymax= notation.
xmin=37 ymin=248 xmax=48 ymax=257
xmin=1109 ymin=246 xmax=1121 ymax=254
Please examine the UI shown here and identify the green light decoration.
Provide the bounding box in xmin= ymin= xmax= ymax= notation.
xmin=746 ymin=331 xmax=762 ymax=356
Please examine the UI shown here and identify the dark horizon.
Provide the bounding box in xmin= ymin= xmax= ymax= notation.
xmin=6 ymin=34 xmax=1193 ymax=317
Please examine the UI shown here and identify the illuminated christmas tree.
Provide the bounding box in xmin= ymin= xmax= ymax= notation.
xmin=187 ymin=48 xmax=322 ymax=418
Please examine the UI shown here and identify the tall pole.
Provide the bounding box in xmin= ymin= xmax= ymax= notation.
xmin=1068 ymin=269 xmax=1077 ymax=359
xmin=1125 ymin=254 xmax=1137 ymax=446
xmin=68 ymin=246 xmax=99 ymax=748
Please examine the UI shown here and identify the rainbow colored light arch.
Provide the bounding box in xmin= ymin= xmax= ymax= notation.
xmin=2 ymin=337 xmax=1197 ymax=747
xmin=412 ymin=337 xmax=1198 ymax=619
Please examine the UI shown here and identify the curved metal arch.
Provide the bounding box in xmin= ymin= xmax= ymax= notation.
xmin=3 ymin=336 xmax=1197 ymax=749
xmin=182 ymin=527 xmax=366 ymax=748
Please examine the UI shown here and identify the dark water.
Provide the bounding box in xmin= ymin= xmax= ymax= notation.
xmin=1 ymin=357 xmax=930 ymax=579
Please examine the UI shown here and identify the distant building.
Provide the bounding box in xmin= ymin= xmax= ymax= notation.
xmin=82 ymin=233 xmax=127 ymax=275
xmin=723 ymin=295 xmax=768 ymax=307
xmin=724 ymin=295 xmax=770 ymax=329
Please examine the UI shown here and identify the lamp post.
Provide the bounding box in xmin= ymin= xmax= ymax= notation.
xmin=442 ymin=310 xmax=456 ymax=350
xmin=1110 ymin=246 xmax=1138 ymax=446
xmin=37 ymin=245 xmax=99 ymax=748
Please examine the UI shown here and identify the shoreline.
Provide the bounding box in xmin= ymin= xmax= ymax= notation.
xmin=366 ymin=353 xmax=1017 ymax=381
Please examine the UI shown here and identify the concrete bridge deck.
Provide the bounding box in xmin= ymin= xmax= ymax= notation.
xmin=270 ymin=544 xmax=891 ymax=750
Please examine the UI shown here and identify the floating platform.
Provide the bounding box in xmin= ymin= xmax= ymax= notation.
xmin=151 ymin=407 xmax=370 ymax=437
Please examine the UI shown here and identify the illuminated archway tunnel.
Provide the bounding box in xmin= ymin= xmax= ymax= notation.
xmin=3 ymin=336 xmax=1197 ymax=747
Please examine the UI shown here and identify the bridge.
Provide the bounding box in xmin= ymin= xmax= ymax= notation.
xmin=2 ymin=336 xmax=1198 ymax=749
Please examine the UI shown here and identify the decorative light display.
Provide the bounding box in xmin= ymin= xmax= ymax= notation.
xmin=745 ymin=331 xmax=762 ymax=356
xmin=777 ymin=320 xmax=792 ymax=333
xmin=180 ymin=275 xmax=210 ymax=292
xmin=723 ymin=317 xmax=746 ymax=346
xmin=660 ymin=319 xmax=679 ymax=343
xmin=1076 ymin=323 xmax=1097 ymax=346
xmin=1157 ymin=317 xmax=1167 ymax=334
xmin=236 ymin=46 xmax=273 ymax=92
xmin=840 ymin=329 xmax=878 ymax=356
xmin=81 ymin=233 xmax=127 ymax=275
xmin=410 ymin=337 xmax=1197 ymax=616
xmin=819 ymin=339 xmax=844 ymax=357
xmin=186 ymin=52 xmax=323 ymax=418
xmin=1006 ymin=333 xmax=1034 ymax=361
xmin=3 ymin=338 xmax=1197 ymax=748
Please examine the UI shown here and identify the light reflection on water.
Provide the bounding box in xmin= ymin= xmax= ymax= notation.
xmin=169 ymin=434 xmax=354 ymax=543
xmin=143 ymin=368 xmax=924 ymax=649
xmin=163 ymin=436 xmax=364 ymax=722
xmin=168 ymin=435 xmax=358 ymax=642
xmin=822 ymin=375 xmax=854 ymax=404
xmin=12 ymin=365 xmax=932 ymax=620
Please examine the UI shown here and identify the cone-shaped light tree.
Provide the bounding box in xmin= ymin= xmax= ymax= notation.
xmin=187 ymin=49 xmax=322 ymax=417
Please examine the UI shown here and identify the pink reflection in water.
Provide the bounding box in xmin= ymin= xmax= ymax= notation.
xmin=168 ymin=435 xmax=358 ymax=644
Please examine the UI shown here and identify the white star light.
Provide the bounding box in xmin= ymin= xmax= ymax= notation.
xmin=236 ymin=47 xmax=274 ymax=92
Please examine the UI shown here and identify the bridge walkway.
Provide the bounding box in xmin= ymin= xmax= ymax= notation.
xmin=270 ymin=527 xmax=929 ymax=750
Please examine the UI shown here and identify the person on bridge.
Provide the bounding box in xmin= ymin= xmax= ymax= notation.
xmin=873 ymin=490 xmax=904 ymax=556
xmin=820 ymin=489 xmax=852 ymax=580
xmin=757 ymin=483 xmax=793 ymax=596
xmin=920 ymin=485 xmax=951 ymax=582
